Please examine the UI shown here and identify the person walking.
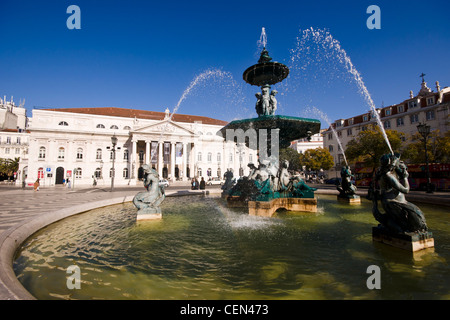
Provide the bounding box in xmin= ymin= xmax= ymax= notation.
xmin=33 ymin=178 xmax=40 ymax=191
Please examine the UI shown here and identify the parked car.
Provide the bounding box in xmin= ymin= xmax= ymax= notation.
xmin=325 ymin=177 xmax=341 ymax=185
xmin=159 ymin=179 xmax=169 ymax=188
xmin=207 ymin=177 xmax=224 ymax=186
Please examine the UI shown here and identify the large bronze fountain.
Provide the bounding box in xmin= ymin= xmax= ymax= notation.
xmin=218 ymin=46 xmax=321 ymax=217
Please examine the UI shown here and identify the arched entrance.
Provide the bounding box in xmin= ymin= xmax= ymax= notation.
xmin=55 ymin=167 xmax=65 ymax=185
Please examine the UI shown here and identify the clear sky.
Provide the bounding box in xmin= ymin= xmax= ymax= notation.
xmin=1 ymin=0 xmax=449 ymax=127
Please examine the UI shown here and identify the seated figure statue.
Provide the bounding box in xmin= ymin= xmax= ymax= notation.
xmin=372 ymin=154 xmax=428 ymax=234
xmin=133 ymin=165 xmax=165 ymax=214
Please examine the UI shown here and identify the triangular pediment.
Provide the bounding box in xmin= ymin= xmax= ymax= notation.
xmin=132 ymin=120 xmax=195 ymax=136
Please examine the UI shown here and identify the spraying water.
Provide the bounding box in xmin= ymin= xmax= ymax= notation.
xmin=307 ymin=106 xmax=348 ymax=166
xmin=258 ymin=27 xmax=268 ymax=49
xmin=289 ymin=28 xmax=394 ymax=154
xmin=150 ymin=68 xmax=244 ymax=162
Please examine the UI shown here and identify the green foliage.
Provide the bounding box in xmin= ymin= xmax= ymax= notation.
xmin=0 ymin=157 xmax=20 ymax=179
xmin=402 ymin=130 xmax=450 ymax=164
xmin=345 ymin=125 xmax=404 ymax=170
xmin=279 ymin=147 xmax=302 ymax=171
xmin=299 ymin=147 xmax=334 ymax=171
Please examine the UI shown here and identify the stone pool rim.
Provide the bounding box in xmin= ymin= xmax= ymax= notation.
xmin=0 ymin=190 xmax=214 ymax=300
xmin=0 ymin=187 xmax=446 ymax=300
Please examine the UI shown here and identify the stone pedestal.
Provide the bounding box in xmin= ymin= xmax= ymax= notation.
xmin=337 ymin=195 xmax=361 ymax=204
xmin=226 ymin=196 xmax=317 ymax=217
xmin=372 ymin=227 xmax=434 ymax=252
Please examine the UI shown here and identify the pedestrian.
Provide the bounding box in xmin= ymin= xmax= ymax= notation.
xmin=67 ymin=178 xmax=71 ymax=189
xmin=34 ymin=178 xmax=40 ymax=191
xmin=200 ymin=177 xmax=206 ymax=190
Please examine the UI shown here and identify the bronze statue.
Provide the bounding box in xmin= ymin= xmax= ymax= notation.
xmin=337 ymin=165 xmax=357 ymax=197
xmin=372 ymin=154 xmax=428 ymax=234
xmin=133 ymin=164 xmax=165 ymax=215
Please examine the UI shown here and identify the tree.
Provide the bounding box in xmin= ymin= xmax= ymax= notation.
xmin=299 ymin=147 xmax=334 ymax=171
xmin=279 ymin=147 xmax=302 ymax=172
xmin=403 ymin=129 xmax=450 ymax=164
xmin=0 ymin=157 xmax=20 ymax=180
xmin=345 ymin=125 xmax=404 ymax=171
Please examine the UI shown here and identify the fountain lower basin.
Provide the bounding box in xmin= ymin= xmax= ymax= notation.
xmin=10 ymin=194 xmax=450 ymax=300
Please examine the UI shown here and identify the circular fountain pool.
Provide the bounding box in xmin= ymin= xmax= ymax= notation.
xmin=13 ymin=195 xmax=450 ymax=300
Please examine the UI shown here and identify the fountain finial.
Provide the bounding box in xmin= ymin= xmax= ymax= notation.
xmin=258 ymin=48 xmax=272 ymax=64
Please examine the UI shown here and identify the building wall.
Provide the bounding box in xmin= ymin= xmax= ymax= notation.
xmin=323 ymin=81 xmax=450 ymax=178
xmin=25 ymin=108 xmax=255 ymax=187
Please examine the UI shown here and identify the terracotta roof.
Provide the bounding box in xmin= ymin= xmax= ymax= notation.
xmin=42 ymin=107 xmax=229 ymax=126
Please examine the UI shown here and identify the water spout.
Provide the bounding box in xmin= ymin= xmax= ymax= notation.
xmin=289 ymin=28 xmax=394 ymax=155
xmin=258 ymin=27 xmax=268 ymax=49
xmin=307 ymin=106 xmax=348 ymax=166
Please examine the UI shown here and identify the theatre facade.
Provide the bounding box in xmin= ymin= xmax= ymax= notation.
xmin=26 ymin=107 xmax=256 ymax=187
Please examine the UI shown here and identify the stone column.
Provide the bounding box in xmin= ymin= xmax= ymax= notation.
xmin=145 ymin=141 xmax=150 ymax=165
xmin=131 ymin=140 xmax=137 ymax=179
xmin=182 ymin=142 xmax=187 ymax=181
xmin=158 ymin=142 xmax=163 ymax=178
xmin=171 ymin=142 xmax=176 ymax=180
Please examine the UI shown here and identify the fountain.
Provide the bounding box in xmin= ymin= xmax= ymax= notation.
xmin=217 ymin=29 xmax=321 ymax=217
xmin=3 ymin=27 xmax=445 ymax=303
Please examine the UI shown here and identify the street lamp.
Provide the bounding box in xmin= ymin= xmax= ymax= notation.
xmin=107 ymin=134 xmax=120 ymax=192
xmin=416 ymin=123 xmax=433 ymax=193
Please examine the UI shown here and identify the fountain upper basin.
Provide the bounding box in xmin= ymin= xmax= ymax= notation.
xmin=218 ymin=115 xmax=321 ymax=149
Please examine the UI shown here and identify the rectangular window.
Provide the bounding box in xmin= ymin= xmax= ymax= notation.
xmin=347 ymin=128 xmax=352 ymax=136
xmin=385 ymin=109 xmax=391 ymax=116
xmin=408 ymin=100 xmax=418 ymax=108
xmin=328 ymin=145 xmax=334 ymax=152
xmin=398 ymin=105 xmax=404 ymax=113
xmin=396 ymin=117 xmax=404 ymax=127
xmin=384 ymin=120 xmax=391 ymax=129
xmin=328 ymin=133 xmax=333 ymax=140
xmin=427 ymin=97 xmax=435 ymax=106
xmin=426 ymin=110 xmax=435 ymax=121
xmin=15 ymin=148 xmax=20 ymax=154
xmin=6 ymin=137 xmax=11 ymax=144
xmin=410 ymin=114 xmax=419 ymax=124
xmin=363 ymin=115 xmax=368 ymax=122
xmin=5 ymin=147 xmax=10 ymax=154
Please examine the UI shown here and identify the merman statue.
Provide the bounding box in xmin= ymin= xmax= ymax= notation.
xmin=372 ymin=154 xmax=428 ymax=234
xmin=133 ymin=164 xmax=165 ymax=216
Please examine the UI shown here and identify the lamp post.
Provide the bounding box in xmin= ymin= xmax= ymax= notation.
xmin=108 ymin=134 xmax=119 ymax=192
xmin=416 ymin=123 xmax=433 ymax=193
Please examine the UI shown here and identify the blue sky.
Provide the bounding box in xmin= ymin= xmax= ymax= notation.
xmin=1 ymin=0 xmax=449 ymax=127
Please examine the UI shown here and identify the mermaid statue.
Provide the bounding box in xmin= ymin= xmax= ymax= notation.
xmin=371 ymin=154 xmax=428 ymax=234
xmin=133 ymin=164 xmax=165 ymax=216
xmin=336 ymin=165 xmax=358 ymax=199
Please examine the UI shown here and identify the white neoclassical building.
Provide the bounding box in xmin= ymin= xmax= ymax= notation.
xmin=25 ymin=106 xmax=257 ymax=187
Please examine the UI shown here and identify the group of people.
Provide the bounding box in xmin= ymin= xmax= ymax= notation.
xmin=191 ymin=177 xmax=206 ymax=190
